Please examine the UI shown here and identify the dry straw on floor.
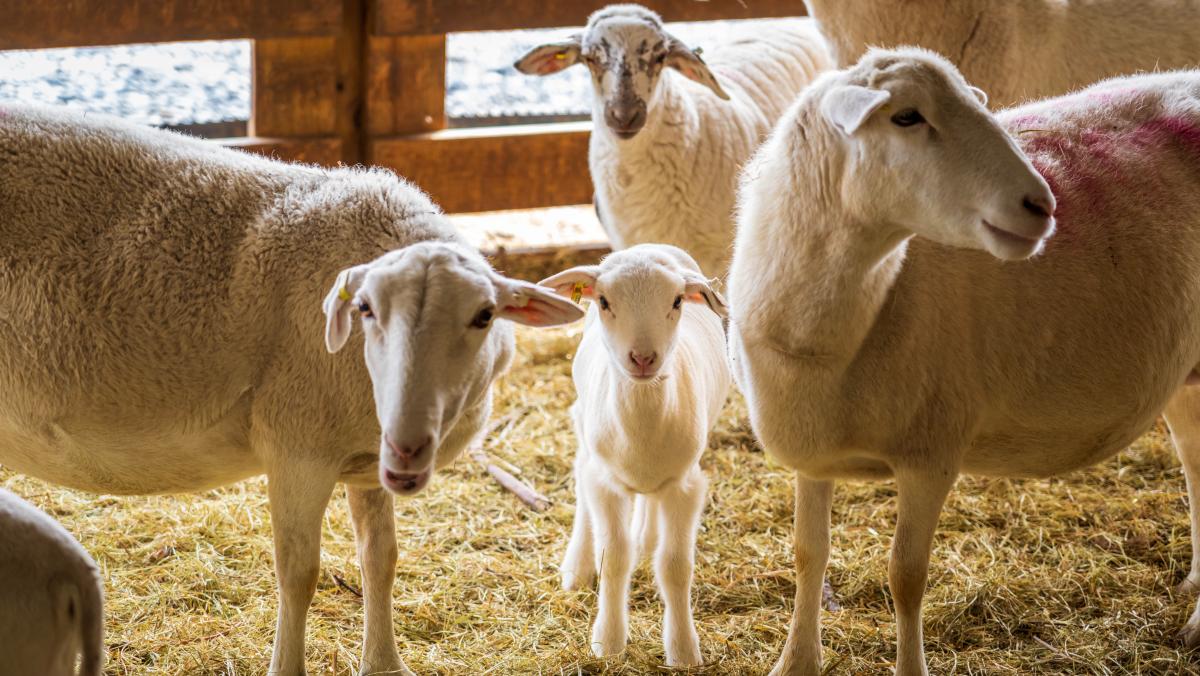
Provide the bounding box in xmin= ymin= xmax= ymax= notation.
xmin=3 ymin=325 xmax=1199 ymax=674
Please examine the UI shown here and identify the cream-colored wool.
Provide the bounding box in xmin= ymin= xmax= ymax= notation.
xmin=0 ymin=488 xmax=104 ymax=676
xmin=729 ymin=48 xmax=1200 ymax=676
xmin=517 ymin=4 xmax=832 ymax=280
xmin=0 ymin=103 xmax=581 ymax=676
xmin=805 ymin=0 xmax=1200 ymax=108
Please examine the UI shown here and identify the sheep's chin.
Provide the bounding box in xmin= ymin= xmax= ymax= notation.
xmin=380 ymin=467 xmax=432 ymax=496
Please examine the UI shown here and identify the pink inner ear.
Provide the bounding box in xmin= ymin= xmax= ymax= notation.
xmin=686 ymin=291 xmax=705 ymax=302
xmin=504 ymin=302 xmax=544 ymax=322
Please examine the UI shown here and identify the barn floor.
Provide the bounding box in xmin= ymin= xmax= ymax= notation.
xmin=2 ymin=325 xmax=1199 ymax=675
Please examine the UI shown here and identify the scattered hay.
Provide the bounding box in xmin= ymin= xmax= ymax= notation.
xmin=3 ymin=325 xmax=1199 ymax=674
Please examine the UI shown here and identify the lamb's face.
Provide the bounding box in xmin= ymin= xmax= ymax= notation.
xmin=513 ymin=6 xmax=729 ymax=140
xmin=323 ymin=242 xmax=584 ymax=496
xmin=819 ymin=49 xmax=1056 ymax=260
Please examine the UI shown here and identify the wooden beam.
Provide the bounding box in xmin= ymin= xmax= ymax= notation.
xmin=374 ymin=0 xmax=805 ymax=36
xmin=220 ymin=136 xmax=344 ymax=166
xmin=367 ymin=34 xmax=447 ymax=136
xmin=0 ymin=0 xmax=341 ymax=50
xmin=369 ymin=123 xmax=592 ymax=214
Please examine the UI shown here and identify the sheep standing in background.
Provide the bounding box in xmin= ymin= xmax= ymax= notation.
xmin=729 ymin=47 xmax=1200 ymax=676
xmin=0 ymin=103 xmax=583 ymax=676
xmin=804 ymin=0 xmax=1200 ymax=108
xmin=516 ymin=4 xmax=831 ymax=280
xmin=0 ymin=488 xmax=103 ymax=676
xmin=540 ymin=244 xmax=730 ymax=666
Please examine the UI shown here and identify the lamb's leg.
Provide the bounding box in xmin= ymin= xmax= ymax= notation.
xmin=561 ymin=449 xmax=597 ymax=591
xmin=1163 ymin=387 xmax=1200 ymax=647
xmin=267 ymin=463 xmax=338 ymax=676
xmin=583 ymin=470 xmax=635 ymax=657
xmin=769 ymin=474 xmax=832 ymax=676
xmin=653 ymin=467 xmax=708 ymax=667
xmin=347 ymin=485 xmax=412 ymax=676
xmin=890 ymin=470 xmax=955 ymax=676
xmin=633 ymin=494 xmax=659 ymax=560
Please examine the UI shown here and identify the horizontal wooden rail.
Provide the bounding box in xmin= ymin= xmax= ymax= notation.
xmin=370 ymin=122 xmax=592 ymax=213
xmin=0 ymin=0 xmax=341 ymax=50
xmin=220 ymin=136 xmax=344 ymax=166
xmin=374 ymin=0 xmax=805 ymax=35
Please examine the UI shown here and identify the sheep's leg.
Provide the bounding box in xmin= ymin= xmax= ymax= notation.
xmin=770 ymin=474 xmax=832 ymax=676
xmin=267 ymin=463 xmax=338 ymax=676
xmin=890 ymin=471 xmax=955 ymax=676
xmin=633 ymin=494 xmax=659 ymax=560
xmin=1163 ymin=387 xmax=1200 ymax=647
xmin=347 ymin=486 xmax=412 ymax=676
xmin=583 ymin=470 xmax=635 ymax=657
xmin=561 ymin=449 xmax=597 ymax=591
xmin=653 ymin=467 xmax=708 ymax=667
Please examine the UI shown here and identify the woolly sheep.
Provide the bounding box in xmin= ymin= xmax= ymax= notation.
xmin=0 ymin=488 xmax=103 ymax=676
xmin=515 ymin=3 xmax=832 ymax=280
xmin=804 ymin=0 xmax=1200 ymax=108
xmin=0 ymin=103 xmax=583 ymax=676
xmin=540 ymin=243 xmax=730 ymax=666
xmin=728 ymin=48 xmax=1200 ymax=675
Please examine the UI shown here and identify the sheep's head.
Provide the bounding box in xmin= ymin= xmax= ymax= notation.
xmin=540 ymin=244 xmax=725 ymax=381
xmin=514 ymin=4 xmax=729 ymax=140
xmin=323 ymin=242 xmax=584 ymax=495
xmin=815 ymin=47 xmax=1055 ymax=260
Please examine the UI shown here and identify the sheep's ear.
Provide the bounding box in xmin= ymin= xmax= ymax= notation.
xmin=821 ymin=85 xmax=891 ymax=135
xmin=538 ymin=265 xmax=600 ymax=303
xmin=323 ymin=264 xmax=369 ymax=353
xmin=665 ymin=37 xmax=730 ymax=100
xmin=495 ymin=277 xmax=587 ymax=327
xmin=682 ymin=271 xmax=727 ymax=318
xmin=514 ymin=36 xmax=583 ymax=76
xmin=968 ymin=85 xmax=989 ymax=107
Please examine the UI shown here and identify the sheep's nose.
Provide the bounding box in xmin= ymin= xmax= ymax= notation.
xmin=629 ymin=351 xmax=657 ymax=369
xmin=385 ymin=434 xmax=430 ymax=462
xmin=1022 ymin=194 xmax=1053 ymax=219
xmin=606 ymin=104 xmax=646 ymax=135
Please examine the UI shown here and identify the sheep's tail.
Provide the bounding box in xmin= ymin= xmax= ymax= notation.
xmin=78 ymin=568 xmax=105 ymax=676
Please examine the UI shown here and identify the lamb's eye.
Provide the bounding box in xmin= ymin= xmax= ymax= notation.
xmin=598 ymin=296 xmax=610 ymax=311
xmin=470 ymin=307 xmax=494 ymax=329
xmin=357 ymin=301 xmax=374 ymax=318
xmin=891 ymin=109 xmax=926 ymax=127
xmin=672 ymin=295 xmax=683 ymax=310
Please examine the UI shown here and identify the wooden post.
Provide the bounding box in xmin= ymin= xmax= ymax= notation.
xmin=366 ymin=34 xmax=447 ymax=137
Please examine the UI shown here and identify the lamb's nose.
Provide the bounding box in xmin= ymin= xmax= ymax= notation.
xmin=629 ymin=351 xmax=657 ymax=369
xmin=385 ymin=434 xmax=430 ymax=461
xmin=1022 ymin=194 xmax=1053 ymax=219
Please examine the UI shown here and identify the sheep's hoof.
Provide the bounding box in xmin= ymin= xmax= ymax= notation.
xmin=1179 ymin=618 xmax=1200 ymax=649
xmin=561 ymin=560 xmax=595 ymax=591
xmin=768 ymin=654 xmax=820 ymax=676
xmin=665 ymin=643 xmax=702 ymax=668
xmin=1176 ymin=576 xmax=1200 ymax=596
xmin=358 ymin=661 xmax=414 ymax=676
xmin=591 ymin=621 xmax=628 ymax=658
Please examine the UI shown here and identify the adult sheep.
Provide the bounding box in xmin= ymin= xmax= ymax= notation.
xmin=0 ymin=103 xmax=583 ymax=675
xmin=515 ymin=3 xmax=832 ymax=280
xmin=728 ymin=48 xmax=1200 ymax=675
xmin=804 ymin=0 xmax=1200 ymax=108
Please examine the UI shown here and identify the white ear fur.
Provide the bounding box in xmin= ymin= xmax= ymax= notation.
xmin=496 ymin=277 xmax=587 ymax=327
xmin=513 ymin=36 xmax=583 ymax=76
xmin=323 ymin=265 xmax=369 ymax=354
xmin=821 ymin=85 xmax=892 ymax=135
xmin=665 ymin=38 xmax=730 ymax=101
xmin=969 ymin=85 xmax=989 ymax=106
xmin=682 ymin=271 xmax=728 ymax=318
xmin=538 ymin=265 xmax=601 ymax=301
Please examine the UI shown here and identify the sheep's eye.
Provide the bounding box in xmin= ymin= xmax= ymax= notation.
xmin=357 ymin=301 xmax=374 ymax=318
xmin=891 ymin=109 xmax=926 ymax=127
xmin=470 ymin=307 xmax=494 ymax=329
xmin=672 ymin=295 xmax=683 ymax=310
xmin=653 ymin=52 xmax=667 ymax=65
xmin=598 ymin=296 xmax=610 ymax=311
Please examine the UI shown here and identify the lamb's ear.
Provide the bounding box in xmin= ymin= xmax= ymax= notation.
xmin=821 ymin=84 xmax=892 ymax=135
xmin=665 ymin=38 xmax=730 ymax=100
xmin=514 ymin=35 xmax=583 ymax=76
xmin=496 ymin=277 xmax=587 ymax=327
xmin=682 ymin=271 xmax=727 ymax=318
xmin=538 ymin=265 xmax=601 ymax=302
xmin=323 ymin=264 xmax=369 ymax=353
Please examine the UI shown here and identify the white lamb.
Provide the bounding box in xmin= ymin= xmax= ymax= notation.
xmin=539 ymin=244 xmax=730 ymax=666
xmin=0 ymin=488 xmax=104 ymax=676
xmin=0 ymin=103 xmax=583 ymax=676
xmin=515 ymin=3 xmax=832 ymax=280
xmin=728 ymin=48 xmax=1200 ymax=675
xmin=804 ymin=0 xmax=1200 ymax=108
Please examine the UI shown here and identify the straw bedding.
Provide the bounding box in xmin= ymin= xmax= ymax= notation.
xmin=2 ymin=325 xmax=1197 ymax=674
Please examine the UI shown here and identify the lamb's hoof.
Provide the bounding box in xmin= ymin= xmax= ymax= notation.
xmin=561 ymin=567 xmax=594 ymax=591
xmin=665 ymin=643 xmax=702 ymax=668
xmin=591 ymin=621 xmax=628 ymax=658
xmin=1179 ymin=619 xmax=1200 ymax=649
xmin=359 ymin=656 xmax=413 ymax=676
xmin=768 ymin=654 xmax=820 ymax=676
xmin=1177 ymin=577 xmax=1200 ymax=596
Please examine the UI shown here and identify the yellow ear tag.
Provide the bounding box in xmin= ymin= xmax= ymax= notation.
xmin=338 ymin=286 xmax=352 ymax=302
xmin=571 ymin=281 xmax=585 ymax=304
xmin=555 ymin=51 xmax=567 ymax=60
